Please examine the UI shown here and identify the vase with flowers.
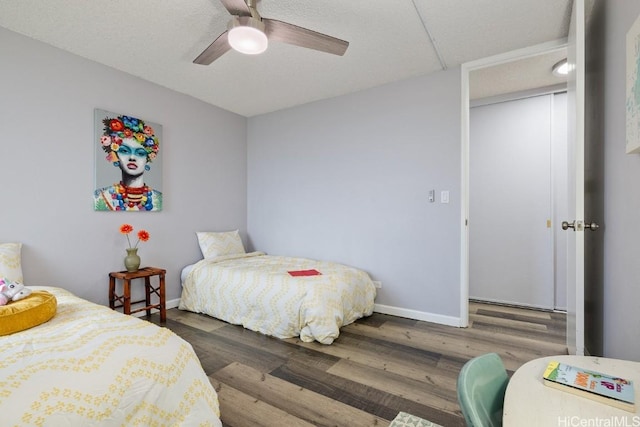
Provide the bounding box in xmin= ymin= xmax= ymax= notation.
xmin=119 ymin=224 xmax=150 ymax=272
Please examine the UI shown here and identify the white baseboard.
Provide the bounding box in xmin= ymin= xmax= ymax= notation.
xmin=141 ymin=299 xmax=463 ymax=328
xmin=373 ymin=303 xmax=463 ymax=327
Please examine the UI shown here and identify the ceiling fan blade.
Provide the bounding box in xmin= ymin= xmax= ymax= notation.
xmin=263 ymin=19 xmax=348 ymax=56
xmin=219 ymin=0 xmax=251 ymax=16
xmin=193 ymin=31 xmax=232 ymax=65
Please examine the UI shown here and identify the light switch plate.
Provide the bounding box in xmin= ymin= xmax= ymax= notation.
xmin=441 ymin=190 xmax=449 ymax=203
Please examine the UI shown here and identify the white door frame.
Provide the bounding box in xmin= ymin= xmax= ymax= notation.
xmin=459 ymin=39 xmax=568 ymax=327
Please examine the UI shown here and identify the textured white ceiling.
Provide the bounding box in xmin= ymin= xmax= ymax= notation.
xmin=0 ymin=0 xmax=573 ymax=117
xmin=470 ymin=48 xmax=568 ymax=100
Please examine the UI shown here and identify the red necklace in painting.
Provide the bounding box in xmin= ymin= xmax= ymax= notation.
xmin=110 ymin=182 xmax=154 ymax=211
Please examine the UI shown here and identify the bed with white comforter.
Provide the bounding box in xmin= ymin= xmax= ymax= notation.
xmin=179 ymin=252 xmax=376 ymax=344
xmin=0 ymin=286 xmax=222 ymax=427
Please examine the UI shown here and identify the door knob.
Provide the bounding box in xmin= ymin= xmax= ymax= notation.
xmin=561 ymin=220 xmax=600 ymax=231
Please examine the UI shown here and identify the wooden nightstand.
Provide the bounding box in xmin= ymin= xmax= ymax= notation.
xmin=109 ymin=267 xmax=166 ymax=322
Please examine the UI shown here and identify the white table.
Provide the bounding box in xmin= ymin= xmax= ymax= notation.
xmin=503 ymin=355 xmax=640 ymax=426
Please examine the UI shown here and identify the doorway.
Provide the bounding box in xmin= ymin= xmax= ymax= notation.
xmin=459 ymin=40 xmax=569 ymax=327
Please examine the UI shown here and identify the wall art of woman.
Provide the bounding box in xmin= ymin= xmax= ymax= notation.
xmin=94 ymin=112 xmax=163 ymax=211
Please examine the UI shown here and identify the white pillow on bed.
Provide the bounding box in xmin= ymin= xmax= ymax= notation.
xmin=0 ymin=243 xmax=23 ymax=282
xmin=197 ymin=230 xmax=245 ymax=259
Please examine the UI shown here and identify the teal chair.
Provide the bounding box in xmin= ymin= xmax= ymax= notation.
xmin=457 ymin=353 xmax=509 ymax=427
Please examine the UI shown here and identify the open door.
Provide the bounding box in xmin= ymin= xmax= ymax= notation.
xmin=565 ymin=0 xmax=602 ymax=356
xmin=565 ymin=0 xmax=585 ymax=356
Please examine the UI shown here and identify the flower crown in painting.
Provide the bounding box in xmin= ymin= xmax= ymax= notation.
xmin=100 ymin=115 xmax=160 ymax=164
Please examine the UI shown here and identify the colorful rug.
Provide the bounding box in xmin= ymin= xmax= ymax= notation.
xmin=389 ymin=411 xmax=443 ymax=427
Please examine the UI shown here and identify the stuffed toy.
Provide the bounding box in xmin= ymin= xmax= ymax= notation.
xmin=0 ymin=278 xmax=32 ymax=306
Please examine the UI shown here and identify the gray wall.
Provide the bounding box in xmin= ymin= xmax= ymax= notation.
xmin=0 ymin=27 xmax=248 ymax=305
xmin=603 ymin=1 xmax=640 ymax=360
xmin=247 ymin=70 xmax=463 ymax=321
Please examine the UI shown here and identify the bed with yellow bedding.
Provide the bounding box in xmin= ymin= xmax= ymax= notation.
xmin=0 ymin=286 xmax=222 ymax=427
xmin=178 ymin=252 xmax=377 ymax=345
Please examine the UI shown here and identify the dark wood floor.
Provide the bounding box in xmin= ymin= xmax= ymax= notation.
xmin=146 ymin=302 xmax=567 ymax=427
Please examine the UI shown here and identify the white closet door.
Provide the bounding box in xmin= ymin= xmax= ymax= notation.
xmin=470 ymin=94 xmax=554 ymax=309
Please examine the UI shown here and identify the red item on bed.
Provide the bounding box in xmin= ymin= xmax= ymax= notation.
xmin=288 ymin=269 xmax=322 ymax=276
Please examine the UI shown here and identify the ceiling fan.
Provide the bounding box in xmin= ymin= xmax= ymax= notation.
xmin=193 ymin=0 xmax=349 ymax=65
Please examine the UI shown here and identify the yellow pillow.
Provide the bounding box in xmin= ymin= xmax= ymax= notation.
xmin=0 ymin=242 xmax=23 ymax=282
xmin=0 ymin=291 xmax=57 ymax=336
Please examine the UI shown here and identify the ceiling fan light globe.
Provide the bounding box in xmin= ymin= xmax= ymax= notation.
xmin=228 ymin=16 xmax=268 ymax=55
